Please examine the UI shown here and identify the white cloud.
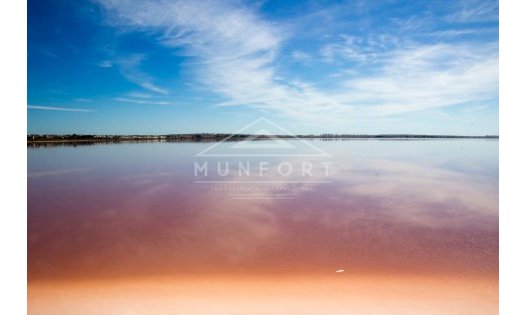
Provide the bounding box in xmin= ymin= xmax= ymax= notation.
xmin=115 ymin=97 xmax=174 ymax=106
xmin=445 ymin=0 xmax=498 ymax=23
xmin=27 ymin=105 xmax=95 ymax=112
xmin=116 ymin=54 xmax=169 ymax=95
xmin=75 ymin=98 xmax=93 ymax=102
xmin=291 ymin=50 xmax=311 ymax=62
xmin=96 ymin=0 xmax=348 ymax=121
xmin=98 ymin=60 xmax=113 ymax=68
xmin=126 ymin=91 xmax=155 ymax=99
xmin=320 ymin=34 xmax=398 ymax=64
xmin=95 ymin=0 xmax=498 ymax=122
xmin=335 ymin=43 xmax=498 ymax=116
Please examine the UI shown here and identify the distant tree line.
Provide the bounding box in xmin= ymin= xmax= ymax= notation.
xmin=27 ymin=133 xmax=499 ymax=143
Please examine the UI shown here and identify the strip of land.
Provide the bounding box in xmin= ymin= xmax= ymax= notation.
xmin=27 ymin=134 xmax=499 ymax=144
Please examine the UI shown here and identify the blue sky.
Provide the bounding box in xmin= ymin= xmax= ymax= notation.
xmin=28 ymin=0 xmax=498 ymax=135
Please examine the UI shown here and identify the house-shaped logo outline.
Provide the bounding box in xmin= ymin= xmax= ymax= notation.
xmin=196 ymin=117 xmax=330 ymax=157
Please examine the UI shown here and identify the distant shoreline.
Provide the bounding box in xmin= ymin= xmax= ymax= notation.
xmin=27 ymin=134 xmax=499 ymax=144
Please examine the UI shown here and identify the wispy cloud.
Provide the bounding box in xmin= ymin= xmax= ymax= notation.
xmin=115 ymin=97 xmax=174 ymax=106
xmin=320 ymin=34 xmax=399 ymax=64
xmin=428 ymin=28 xmax=496 ymax=38
xmin=28 ymin=105 xmax=95 ymax=112
xmin=96 ymin=0 xmax=348 ymax=121
xmin=126 ymin=91 xmax=155 ymax=99
xmin=75 ymin=98 xmax=93 ymax=102
xmin=445 ymin=0 xmax=498 ymax=23
xmin=333 ymin=42 xmax=498 ymax=116
xmin=291 ymin=50 xmax=311 ymax=62
xmin=116 ymin=54 xmax=169 ymax=95
xmin=95 ymin=0 xmax=498 ymax=122
xmin=98 ymin=60 xmax=113 ymax=68
xmin=33 ymin=46 xmax=58 ymax=58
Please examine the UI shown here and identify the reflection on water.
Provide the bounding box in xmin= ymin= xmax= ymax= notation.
xmin=28 ymin=140 xmax=498 ymax=314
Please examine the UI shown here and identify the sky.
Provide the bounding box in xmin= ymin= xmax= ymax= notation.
xmin=27 ymin=0 xmax=499 ymax=135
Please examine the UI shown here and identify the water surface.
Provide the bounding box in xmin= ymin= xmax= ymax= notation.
xmin=28 ymin=140 xmax=498 ymax=314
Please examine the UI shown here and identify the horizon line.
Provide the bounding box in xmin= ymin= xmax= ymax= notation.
xmin=27 ymin=133 xmax=499 ymax=138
